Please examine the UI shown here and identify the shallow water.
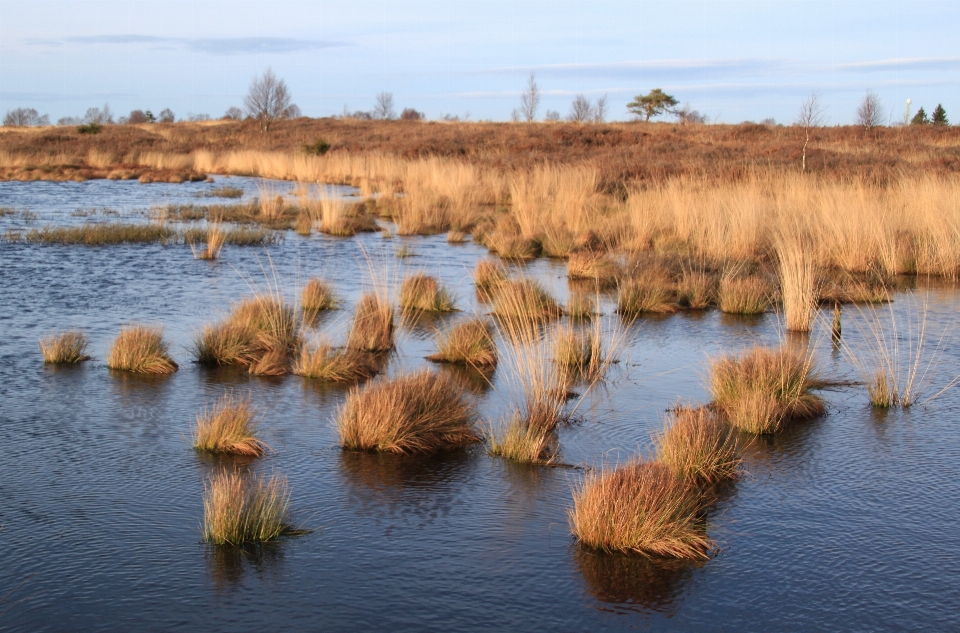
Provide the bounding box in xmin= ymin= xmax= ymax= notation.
xmin=2 ymin=181 xmax=960 ymax=631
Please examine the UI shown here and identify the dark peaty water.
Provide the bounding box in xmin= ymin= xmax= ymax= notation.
xmin=1 ymin=179 xmax=959 ymax=632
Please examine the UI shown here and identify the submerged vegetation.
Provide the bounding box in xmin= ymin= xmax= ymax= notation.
xmin=6 ymin=222 xmax=280 ymax=247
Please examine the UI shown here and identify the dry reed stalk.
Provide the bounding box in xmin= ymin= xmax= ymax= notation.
xmin=569 ymin=460 xmax=712 ymax=559
xmin=346 ymin=293 xmax=395 ymax=352
xmin=336 ymin=370 xmax=480 ymax=453
xmin=193 ymin=393 xmax=267 ymax=456
xmin=427 ymin=318 xmax=497 ymax=367
xmin=192 ymin=219 xmax=226 ymax=260
xmin=293 ymin=341 xmax=378 ymax=382
xmin=107 ymin=325 xmax=178 ymax=374
xmin=709 ymin=346 xmax=824 ymax=434
xmin=655 ymin=407 xmax=741 ymax=487
xmin=203 ymin=470 xmax=292 ymax=545
xmin=39 ymin=330 xmax=91 ymax=363
xmin=256 ymin=182 xmax=286 ymax=219
xmin=447 ymin=230 xmax=466 ymax=243
xmin=717 ymin=275 xmax=770 ymax=315
xmin=553 ymin=324 xmax=603 ymax=383
xmin=399 ymin=273 xmax=456 ymax=313
xmin=566 ymin=291 xmax=597 ymax=320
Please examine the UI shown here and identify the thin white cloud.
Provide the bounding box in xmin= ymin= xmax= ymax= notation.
xmin=27 ymin=35 xmax=353 ymax=55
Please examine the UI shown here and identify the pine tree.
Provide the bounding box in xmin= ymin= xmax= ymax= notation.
xmin=932 ymin=104 xmax=949 ymax=126
xmin=910 ymin=107 xmax=928 ymax=125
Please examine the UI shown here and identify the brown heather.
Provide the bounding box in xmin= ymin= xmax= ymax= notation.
xmin=336 ymin=370 xmax=480 ymax=454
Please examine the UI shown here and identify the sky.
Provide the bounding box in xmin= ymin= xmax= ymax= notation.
xmin=1 ymin=0 xmax=958 ymax=125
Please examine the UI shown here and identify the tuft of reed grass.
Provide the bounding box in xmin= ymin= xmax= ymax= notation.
xmin=709 ymin=346 xmax=824 ymax=434
xmin=399 ymin=273 xmax=456 ymax=313
xmin=567 ymin=291 xmax=597 ymax=320
xmin=567 ymin=252 xmax=621 ymax=288
xmin=677 ymin=271 xmax=715 ymax=309
xmin=293 ymin=341 xmax=378 ymax=382
xmin=474 ymin=259 xmax=507 ymax=299
xmin=191 ymin=219 xmax=226 ymax=260
xmin=301 ymin=278 xmax=337 ymax=314
xmin=294 ymin=211 xmax=312 ymax=235
xmin=336 ymin=369 xmax=480 ymax=454
xmin=655 ymin=407 xmax=741 ymax=487
xmin=776 ymin=231 xmax=819 ymax=331
xmin=193 ymin=393 xmax=267 ymax=456
xmin=617 ymin=277 xmax=676 ymax=317
xmin=193 ymin=296 xmax=299 ymax=374
xmin=447 ymin=229 xmax=466 ymax=243
xmin=427 ymin=318 xmax=497 ymax=367
xmin=20 ymin=223 xmax=177 ymax=245
xmin=486 ymin=404 xmax=560 ymax=464
xmin=203 ymin=470 xmax=292 ymax=546
xmin=492 ymin=279 xmax=563 ymax=322
xmin=346 ymin=293 xmax=395 ymax=352
xmin=39 ymin=330 xmax=91 ymax=363
xmin=553 ymin=325 xmax=603 ymax=382
xmin=569 ymin=459 xmax=712 ymax=559
xmin=717 ymin=275 xmax=770 ymax=315
xmin=107 ymin=325 xmax=178 ymax=374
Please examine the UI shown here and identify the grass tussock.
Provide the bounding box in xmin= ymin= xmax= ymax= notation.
xmin=107 ymin=325 xmax=178 ymax=374
xmin=203 ymin=470 xmax=292 ymax=546
xmin=655 ymin=407 xmax=741 ymax=487
xmin=677 ymin=271 xmax=715 ymax=309
xmin=486 ymin=403 xmax=561 ymax=464
xmin=553 ymin=325 xmax=604 ymax=382
xmin=336 ymin=369 xmax=480 ymax=454
xmin=193 ymin=296 xmax=299 ymax=374
xmin=427 ymin=318 xmax=497 ymax=367
xmin=39 ymin=330 xmax=91 ymax=363
xmin=474 ymin=259 xmax=507 ymax=294
xmin=492 ymin=279 xmax=563 ymax=322
xmin=567 ymin=252 xmax=621 ymax=288
xmin=617 ymin=276 xmax=676 ymax=317
xmin=19 ymin=223 xmax=177 ymax=245
xmin=399 ymin=273 xmax=456 ymax=313
xmin=300 ymin=278 xmax=337 ymax=314
xmin=776 ymin=230 xmax=819 ymax=331
xmin=717 ymin=274 xmax=770 ymax=315
xmin=566 ymin=291 xmax=598 ymax=320
xmin=191 ymin=220 xmax=226 ymax=260
xmin=569 ymin=460 xmax=712 ymax=559
xmin=346 ymin=293 xmax=395 ymax=352
xmin=193 ymin=393 xmax=267 ymax=457
xmin=293 ymin=340 xmax=378 ymax=382
xmin=709 ymin=346 xmax=824 ymax=434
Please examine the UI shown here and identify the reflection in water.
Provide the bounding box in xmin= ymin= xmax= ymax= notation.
xmin=574 ymin=546 xmax=702 ymax=615
xmin=436 ymin=362 xmax=496 ymax=394
xmin=206 ymin=542 xmax=286 ymax=590
xmin=739 ymin=415 xmax=824 ymax=474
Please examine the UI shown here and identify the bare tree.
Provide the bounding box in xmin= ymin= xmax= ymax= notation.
xmin=158 ymin=108 xmax=175 ymax=123
xmin=373 ymin=92 xmax=396 ymax=120
xmin=856 ymin=91 xmax=884 ymax=131
xmin=519 ymin=73 xmax=540 ymax=122
xmin=4 ymin=107 xmax=48 ymax=127
xmin=675 ymin=102 xmax=708 ymax=125
xmin=223 ymin=106 xmax=244 ymax=121
xmin=593 ymin=94 xmax=608 ymax=123
xmin=796 ymin=92 xmax=827 ymax=171
xmin=568 ymin=94 xmax=593 ymax=122
xmin=545 ymin=110 xmax=560 ymax=122
xmin=244 ymin=68 xmax=294 ymax=132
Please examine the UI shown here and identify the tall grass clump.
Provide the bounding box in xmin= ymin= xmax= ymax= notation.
xmin=567 ymin=252 xmax=621 ymax=288
xmin=474 ymin=259 xmax=507 ymax=293
xmin=346 ymin=293 xmax=395 ymax=352
xmin=492 ymin=279 xmax=563 ymax=322
xmin=427 ymin=318 xmax=497 ymax=367
xmin=193 ymin=295 xmax=300 ymax=375
xmin=190 ymin=219 xmax=227 ymax=260
xmin=39 ymin=330 xmax=91 ymax=363
xmin=677 ymin=271 xmax=715 ymax=309
xmin=193 ymin=393 xmax=267 ymax=457
xmin=776 ymin=230 xmax=819 ymax=331
xmin=336 ymin=370 xmax=480 ymax=454
xmin=655 ymin=407 xmax=741 ymax=487
xmin=203 ymin=470 xmax=292 ymax=546
xmin=553 ymin=325 xmax=603 ymax=383
xmin=709 ymin=346 xmax=824 ymax=434
xmin=569 ymin=460 xmax=712 ymax=559
xmin=399 ymin=273 xmax=456 ymax=313
xmin=717 ymin=274 xmax=770 ymax=315
xmin=301 ymin=278 xmax=337 ymax=315
xmin=293 ymin=340 xmax=378 ymax=382
xmin=617 ymin=276 xmax=676 ymax=317
xmin=107 ymin=325 xmax=178 ymax=374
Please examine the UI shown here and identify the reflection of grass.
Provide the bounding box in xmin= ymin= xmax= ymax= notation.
xmin=107 ymin=325 xmax=178 ymax=374
xmin=336 ymin=370 xmax=480 ymax=454
xmin=570 ymin=460 xmax=712 ymax=559
xmin=203 ymin=470 xmax=293 ymax=546
xmin=39 ymin=330 xmax=91 ymax=363
xmin=193 ymin=393 xmax=266 ymax=457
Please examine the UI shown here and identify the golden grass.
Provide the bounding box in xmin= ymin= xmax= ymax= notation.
xmin=107 ymin=325 xmax=178 ymax=374
xmin=567 ymin=252 xmax=621 ymax=288
xmin=193 ymin=296 xmax=300 ymax=374
xmin=709 ymin=346 xmax=824 ymax=434
xmin=336 ymin=369 xmax=480 ymax=453
xmin=655 ymin=407 xmax=741 ymax=487
xmin=292 ymin=341 xmax=378 ymax=382
xmin=566 ymin=291 xmax=597 ymax=320
xmin=486 ymin=404 xmax=560 ymax=464
xmin=717 ymin=274 xmax=770 ymax=315
xmin=473 ymin=259 xmax=507 ymax=293
xmin=399 ymin=273 xmax=456 ymax=312
xmin=776 ymin=229 xmax=819 ymax=331
xmin=492 ymin=279 xmax=563 ymax=321
xmin=300 ymin=278 xmax=337 ymax=314
xmin=569 ymin=459 xmax=712 ymax=559
xmin=17 ymin=223 xmax=177 ymax=245
xmin=617 ymin=276 xmax=676 ymax=317
xmin=203 ymin=470 xmax=292 ymax=545
xmin=193 ymin=393 xmax=267 ymax=456
xmin=191 ymin=219 xmax=226 ymax=260
xmin=39 ymin=330 xmax=91 ymax=363
xmin=446 ymin=229 xmax=466 ymax=243
xmin=317 ymin=197 xmax=378 ymax=236
xmin=346 ymin=293 xmax=395 ymax=352
xmin=553 ymin=325 xmax=603 ymax=382
xmin=677 ymin=271 xmax=715 ymax=309
xmin=427 ymin=318 xmax=497 ymax=367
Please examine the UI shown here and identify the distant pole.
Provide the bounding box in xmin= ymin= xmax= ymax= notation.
xmin=904 ymin=99 xmax=912 ymax=125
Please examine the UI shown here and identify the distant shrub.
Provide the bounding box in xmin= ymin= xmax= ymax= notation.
xmin=400 ymin=108 xmax=424 ymax=121
xmin=77 ymin=123 xmax=102 ymax=135
xmin=127 ymin=110 xmax=149 ymax=124
xmin=303 ymin=137 xmax=331 ymax=155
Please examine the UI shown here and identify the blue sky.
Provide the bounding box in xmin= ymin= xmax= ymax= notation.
xmin=1 ymin=0 xmax=957 ymax=124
